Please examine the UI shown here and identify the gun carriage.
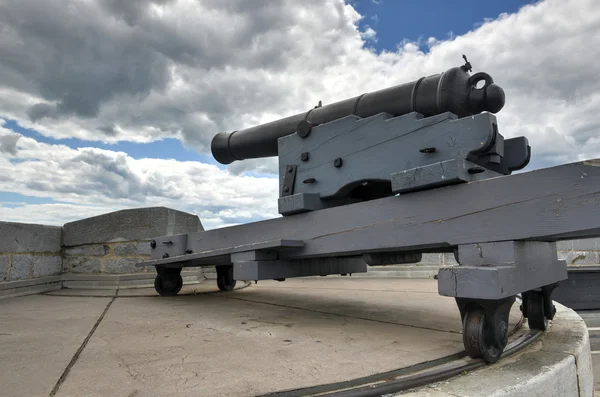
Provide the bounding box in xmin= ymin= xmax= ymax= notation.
xmin=139 ymin=57 xmax=600 ymax=364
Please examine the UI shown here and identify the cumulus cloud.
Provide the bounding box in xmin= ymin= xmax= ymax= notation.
xmin=361 ymin=26 xmax=378 ymax=41
xmin=0 ymin=0 xmax=364 ymax=152
xmin=0 ymin=122 xmax=21 ymax=154
xmin=0 ymin=0 xmax=599 ymax=227
xmin=0 ymin=0 xmax=598 ymax=172
xmin=0 ymin=121 xmax=279 ymax=228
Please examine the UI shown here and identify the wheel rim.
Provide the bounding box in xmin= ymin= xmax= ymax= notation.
xmin=155 ymin=273 xmax=182 ymax=296
xmin=463 ymin=308 xmax=503 ymax=363
xmin=217 ymin=265 xmax=236 ymax=291
xmin=526 ymin=291 xmax=548 ymax=330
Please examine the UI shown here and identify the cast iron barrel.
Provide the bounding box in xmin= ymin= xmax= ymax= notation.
xmin=211 ymin=64 xmax=505 ymax=164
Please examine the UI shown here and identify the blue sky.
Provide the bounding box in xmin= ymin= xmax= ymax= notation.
xmin=352 ymin=0 xmax=536 ymax=51
xmin=1 ymin=119 xmax=222 ymax=165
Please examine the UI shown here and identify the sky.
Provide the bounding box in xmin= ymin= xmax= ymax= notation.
xmin=0 ymin=0 xmax=599 ymax=229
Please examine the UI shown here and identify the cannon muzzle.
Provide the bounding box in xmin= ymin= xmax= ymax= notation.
xmin=211 ymin=62 xmax=505 ymax=165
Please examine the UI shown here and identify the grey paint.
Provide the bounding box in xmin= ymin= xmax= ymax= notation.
xmin=62 ymin=206 xmax=203 ymax=247
xmin=363 ymin=252 xmax=423 ymax=266
xmin=391 ymin=157 xmax=502 ymax=194
xmin=140 ymin=239 xmax=305 ymax=269
xmin=143 ymin=159 xmax=600 ymax=267
xmin=0 ymin=222 xmax=62 ymax=253
xmin=233 ymin=257 xmax=367 ymax=280
xmin=276 ymin=111 xmax=527 ymax=215
xmin=156 ymin=233 xmax=189 ymax=259
xmin=437 ymin=242 xmax=567 ymax=299
xmin=553 ymin=267 xmax=600 ymax=310
xmin=231 ymin=250 xmax=278 ymax=262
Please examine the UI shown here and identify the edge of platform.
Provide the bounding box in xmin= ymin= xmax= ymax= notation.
xmin=0 ymin=269 xmax=205 ymax=299
xmin=398 ymin=302 xmax=593 ymax=397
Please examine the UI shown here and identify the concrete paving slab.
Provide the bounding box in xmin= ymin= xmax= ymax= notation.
xmin=45 ymin=288 xmax=118 ymax=297
xmin=229 ymin=279 xmax=523 ymax=334
xmin=1 ymin=278 xmax=587 ymax=397
xmin=53 ymin=279 xmax=470 ymax=397
xmin=0 ymin=295 xmax=111 ymax=397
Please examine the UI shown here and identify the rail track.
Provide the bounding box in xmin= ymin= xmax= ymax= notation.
xmin=261 ymin=298 xmax=543 ymax=397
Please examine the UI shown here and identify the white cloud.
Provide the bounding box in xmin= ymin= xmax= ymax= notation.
xmin=0 ymin=119 xmax=279 ymax=228
xmin=360 ymin=26 xmax=378 ymax=41
xmin=1 ymin=0 xmax=600 ymax=227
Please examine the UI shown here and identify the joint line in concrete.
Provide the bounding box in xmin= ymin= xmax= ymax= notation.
xmin=216 ymin=294 xmax=462 ymax=335
xmin=48 ymin=296 xmax=117 ymax=397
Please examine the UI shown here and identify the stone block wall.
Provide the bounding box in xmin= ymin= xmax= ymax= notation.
xmin=556 ymin=238 xmax=600 ymax=266
xmin=62 ymin=207 xmax=204 ymax=274
xmin=0 ymin=207 xmax=204 ymax=287
xmin=63 ymin=242 xmax=152 ymax=274
xmin=0 ymin=221 xmax=62 ymax=282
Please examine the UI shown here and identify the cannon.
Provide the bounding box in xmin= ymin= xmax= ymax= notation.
xmin=211 ymin=56 xmax=506 ymax=164
xmin=214 ymin=56 xmax=529 ymax=216
xmin=139 ymin=57 xmax=600 ymax=364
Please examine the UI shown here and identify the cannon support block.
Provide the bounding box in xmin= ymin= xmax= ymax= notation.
xmin=232 ymin=256 xmax=367 ymax=281
xmin=277 ymin=111 xmax=529 ymax=215
xmin=437 ymin=241 xmax=567 ymax=300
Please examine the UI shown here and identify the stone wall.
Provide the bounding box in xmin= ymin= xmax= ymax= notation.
xmin=0 ymin=206 xmax=204 ymax=292
xmin=556 ymin=238 xmax=600 ymax=265
xmin=61 ymin=207 xmax=204 ymax=274
xmin=0 ymin=221 xmax=62 ymax=282
xmin=63 ymin=242 xmax=151 ymax=274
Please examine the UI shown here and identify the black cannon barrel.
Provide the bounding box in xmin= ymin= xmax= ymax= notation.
xmin=211 ymin=63 xmax=505 ymax=164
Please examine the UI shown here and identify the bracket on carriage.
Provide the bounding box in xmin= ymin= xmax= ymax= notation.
xmin=437 ymin=241 xmax=567 ymax=300
xmin=439 ymin=240 xmax=567 ymax=363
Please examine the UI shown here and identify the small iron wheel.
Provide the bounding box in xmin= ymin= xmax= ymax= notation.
xmin=154 ymin=273 xmax=183 ymax=296
xmin=525 ymin=291 xmax=548 ymax=330
xmin=463 ymin=308 xmax=505 ymax=364
xmin=216 ymin=265 xmax=236 ymax=292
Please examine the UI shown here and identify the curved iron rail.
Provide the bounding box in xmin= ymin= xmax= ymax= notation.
xmin=261 ymin=299 xmax=543 ymax=397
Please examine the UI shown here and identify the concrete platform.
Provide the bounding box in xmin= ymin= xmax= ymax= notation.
xmin=0 ymin=278 xmax=593 ymax=396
